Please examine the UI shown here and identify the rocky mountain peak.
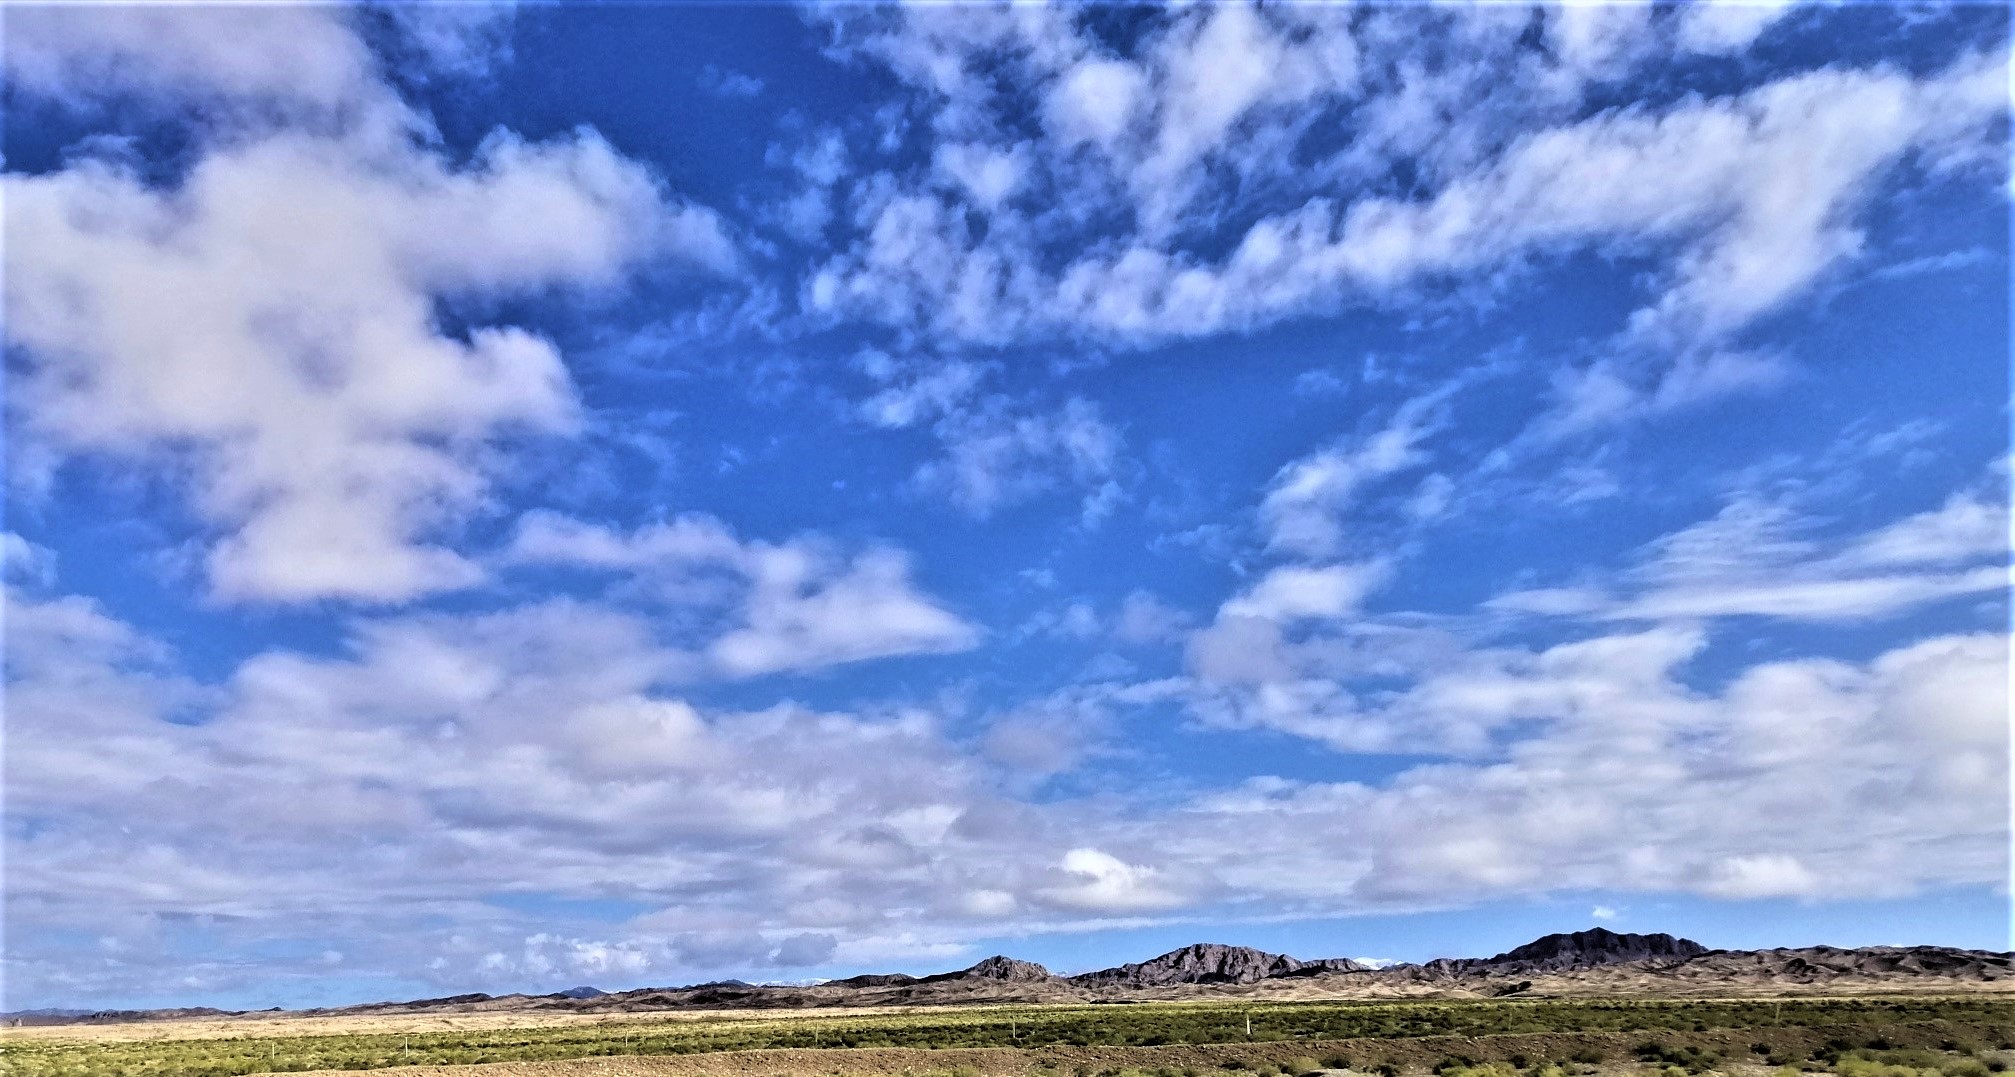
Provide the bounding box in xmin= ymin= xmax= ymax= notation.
xmin=1071 ymin=943 xmax=1304 ymax=986
xmin=1488 ymin=928 xmax=1707 ymax=970
xmin=963 ymin=955 xmax=1054 ymax=982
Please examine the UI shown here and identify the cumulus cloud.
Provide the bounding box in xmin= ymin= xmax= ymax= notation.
xmin=1187 ymin=461 xmax=2010 ymax=759
xmin=1052 ymin=52 xmax=2003 ymax=347
xmin=4 ymin=5 xmax=394 ymax=125
xmin=1676 ymin=0 xmax=1799 ymax=56
xmin=799 ymin=3 xmax=2007 ymax=367
xmin=1183 ymin=625 xmax=2005 ymax=906
xmin=2 ymin=579 xmax=1003 ymax=998
xmin=507 ymin=512 xmax=980 ymax=677
xmin=719 ymin=547 xmax=980 ymax=676
xmin=4 ymin=9 xmax=735 ymax=605
xmin=1113 ymin=591 xmax=1194 ymax=645
xmin=1220 ymin=562 xmax=1393 ymax=623
xmin=1702 ymin=854 xmax=1819 ymax=900
xmin=5 ymin=560 xmax=2004 ymax=1003
xmin=1041 ymin=848 xmax=1183 ymax=913
xmin=1 ymin=533 xmax=58 ymax=586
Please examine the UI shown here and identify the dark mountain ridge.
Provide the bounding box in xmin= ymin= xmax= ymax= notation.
xmin=14 ymin=930 xmax=2009 ymax=1026
xmin=1067 ymin=943 xmax=1371 ymax=987
xmin=1486 ymin=928 xmax=1707 ymax=970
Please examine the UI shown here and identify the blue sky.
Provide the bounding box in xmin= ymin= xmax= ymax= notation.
xmin=1 ymin=2 xmax=2010 ymax=1012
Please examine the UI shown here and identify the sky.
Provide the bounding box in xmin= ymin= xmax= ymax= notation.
xmin=0 ymin=1 xmax=2010 ymax=1013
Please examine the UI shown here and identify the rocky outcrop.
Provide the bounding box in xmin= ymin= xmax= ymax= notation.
xmin=1482 ymin=929 xmax=1707 ymax=971
xmin=1070 ymin=944 xmax=1307 ymax=987
xmin=915 ymin=956 xmax=1057 ymax=985
xmin=962 ymin=956 xmax=1055 ymax=982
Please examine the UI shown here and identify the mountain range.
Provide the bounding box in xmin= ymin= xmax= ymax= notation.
xmin=15 ymin=928 xmax=2011 ymax=1026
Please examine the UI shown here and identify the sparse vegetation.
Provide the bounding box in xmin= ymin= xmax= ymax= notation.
xmin=2 ymin=996 xmax=2009 ymax=1077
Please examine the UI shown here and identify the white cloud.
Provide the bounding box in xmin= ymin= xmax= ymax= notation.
xmin=914 ymin=397 xmax=1124 ymax=521
xmin=856 ymin=357 xmax=991 ymax=430
xmin=801 ymin=8 xmax=2006 ymax=395
xmin=1045 ymin=59 xmax=1147 ymax=148
xmin=1 ymin=533 xmax=58 ymax=586
xmin=4 ymin=5 xmax=392 ymax=124
xmin=979 ymin=684 xmax=1124 ymax=778
xmin=1128 ymin=3 xmax=1338 ymax=234
xmin=1261 ymin=394 xmax=1447 ymax=556
xmin=701 ymin=65 xmax=765 ymax=99
xmin=5 ymin=11 xmax=735 ymax=605
xmin=1041 ymin=848 xmax=1183 ymax=913
xmin=1182 ymin=625 xmax=2005 ymax=904
xmin=1841 ymin=490 xmax=2007 ymax=568
xmin=1545 ymin=2 xmax=1656 ymax=85
xmin=1492 ymin=485 xmax=2012 ymax=625
xmin=1185 ymin=613 xmax=1295 ymax=686
xmin=507 ymin=512 xmax=980 ymax=677
xmin=1221 ymin=562 xmax=1392 ymax=623
xmin=845 ymin=356 xmax=1126 ymax=523
xmin=5 ymin=582 xmax=998 ymax=970
xmin=716 ymin=546 xmax=979 ymax=677
xmin=1702 ymin=854 xmax=1819 ymax=899
xmin=1114 ymin=591 xmax=1193 ymax=645
xmin=1591 ymin=903 xmax=1619 ymax=921
xmin=934 ymin=142 xmax=1027 ymax=213
xmin=1614 ymin=565 xmax=2009 ymax=623
xmin=1676 ymin=0 xmax=1799 ymax=56
xmin=1486 ymin=586 xmax=1610 ymax=617
xmin=5 ymin=563 xmax=2004 ymax=1004
xmin=1541 ymin=349 xmax=1791 ymax=437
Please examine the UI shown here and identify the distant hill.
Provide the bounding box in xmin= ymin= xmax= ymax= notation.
xmin=19 ymin=929 xmax=2011 ymax=1025
xmin=950 ymin=956 xmax=1055 ymax=983
xmin=1068 ymin=943 xmax=1368 ymax=987
xmin=1486 ymin=928 xmax=1708 ymax=970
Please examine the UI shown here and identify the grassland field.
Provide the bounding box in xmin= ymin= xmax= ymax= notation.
xmin=2 ymin=996 xmax=2010 ymax=1077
